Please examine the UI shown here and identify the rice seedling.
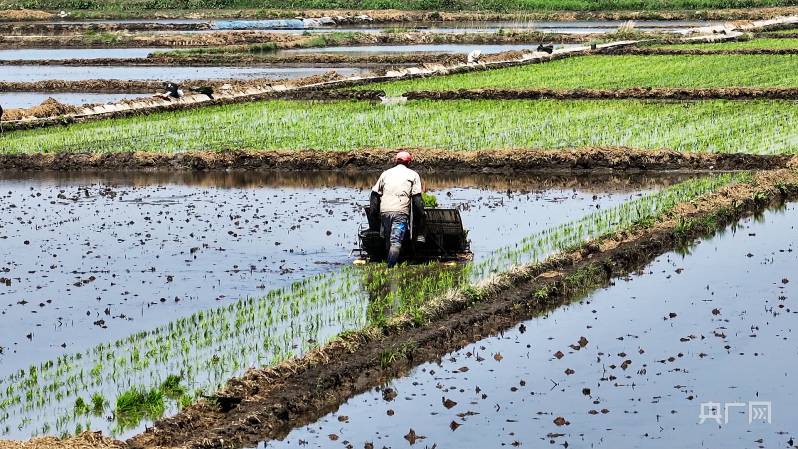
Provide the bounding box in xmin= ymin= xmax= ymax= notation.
xmin=366 ymin=54 xmax=798 ymax=95
xmin=2 ymin=99 xmax=798 ymax=155
xmin=651 ymin=38 xmax=798 ymax=50
xmin=114 ymin=388 xmax=165 ymax=431
xmin=422 ymin=192 xmax=438 ymax=208
xmin=0 ymin=174 xmax=744 ymax=438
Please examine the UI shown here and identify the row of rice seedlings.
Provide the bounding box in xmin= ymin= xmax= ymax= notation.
xmin=651 ymin=37 xmax=798 ymax=50
xmin=0 ymin=173 xmax=745 ymax=437
xmin=363 ymin=54 xmax=798 ymax=95
xmin=2 ymin=100 xmax=797 ymax=154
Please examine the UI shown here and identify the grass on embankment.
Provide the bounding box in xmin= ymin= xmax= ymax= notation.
xmin=2 ymin=99 xmax=798 ymax=154
xmin=652 ymin=37 xmax=798 ymax=50
xmin=366 ymin=54 xmax=798 ymax=95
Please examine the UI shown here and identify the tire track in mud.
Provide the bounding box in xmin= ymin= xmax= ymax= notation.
xmin=404 ymin=86 xmax=798 ymax=101
xmin=125 ymin=169 xmax=798 ymax=449
xmin=0 ymin=148 xmax=790 ymax=172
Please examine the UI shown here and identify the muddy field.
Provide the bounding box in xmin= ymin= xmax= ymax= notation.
xmin=0 ymin=148 xmax=789 ymax=172
xmin=268 ymin=204 xmax=798 ymax=449
xmin=125 ymin=169 xmax=798 ymax=449
xmin=0 ymin=170 xmax=681 ymax=439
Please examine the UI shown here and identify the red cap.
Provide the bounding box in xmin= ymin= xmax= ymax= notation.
xmin=395 ymin=151 xmax=412 ymax=164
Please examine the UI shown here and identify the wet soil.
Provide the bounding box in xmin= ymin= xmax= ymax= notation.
xmin=0 ymin=148 xmax=790 ymax=173
xmin=271 ymin=202 xmax=798 ymax=449
xmin=0 ymin=170 xmax=671 ymax=439
xmin=0 ymin=432 xmax=125 ymax=449
xmin=404 ymin=86 xmax=798 ymax=100
xmin=125 ymin=169 xmax=798 ymax=449
xmin=0 ymin=27 xmax=617 ymax=50
xmin=0 ymin=53 xmax=455 ymax=67
xmin=0 ymin=47 xmax=544 ymax=67
xmin=0 ymin=75 xmax=333 ymax=94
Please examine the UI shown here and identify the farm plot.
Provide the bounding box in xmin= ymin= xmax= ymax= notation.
xmin=266 ymin=202 xmax=798 ymax=449
xmin=367 ymin=54 xmax=798 ymax=95
xmin=3 ymin=99 xmax=798 ymax=154
xmin=0 ymin=170 xmax=680 ymax=439
xmin=651 ymin=37 xmax=798 ymax=50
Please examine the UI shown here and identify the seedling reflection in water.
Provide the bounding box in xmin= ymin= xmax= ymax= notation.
xmin=0 ymin=173 xmax=745 ymax=437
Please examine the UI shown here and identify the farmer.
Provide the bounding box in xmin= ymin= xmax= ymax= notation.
xmin=370 ymin=151 xmax=424 ymax=268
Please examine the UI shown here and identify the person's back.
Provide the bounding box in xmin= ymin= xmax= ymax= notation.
xmin=373 ymin=164 xmax=422 ymax=214
xmin=371 ymin=151 xmax=423 ymax=267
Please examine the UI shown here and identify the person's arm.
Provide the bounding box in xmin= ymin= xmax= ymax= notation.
xmin=409 ymin=172 xmax=423 ymax=197
xmin=368 ymin=174 xmax=384 ymax=231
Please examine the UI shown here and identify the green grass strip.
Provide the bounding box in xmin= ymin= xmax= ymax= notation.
xmin=366 ymin=54 xmax=798 ymax=94
xmin=3 ymin=99 xmax=798 ymax=154
xmin=652 ymin=38 xmax=798 ymax=50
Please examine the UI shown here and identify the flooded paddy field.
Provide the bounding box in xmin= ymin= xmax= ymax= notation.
xmin=265 ymin=201 xmax=798 ymax=449
xmin=0 ymin=92 xmax=149 ymax=108
xmin=0 ymin=48 xmax=167 ymax=60
xmin=0 ymin=170 xmax=689 ymax=439
xmin=0 ymin=65 xmax=367 ymax=82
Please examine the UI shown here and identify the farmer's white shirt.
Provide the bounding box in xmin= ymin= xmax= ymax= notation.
xmin=372 ymin=164 xmax=422 ymax=214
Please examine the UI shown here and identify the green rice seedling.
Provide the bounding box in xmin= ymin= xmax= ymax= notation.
xmin=114 ymin=387 xmax=165 ymax=430
xmin=651 ymin=38 xmax=798 ymax=50
xmin=3 ymin=99 xmax=798 ymax=155
xmin=90 ymin=392 xmax=106 ymax=415
xmin=73 ymin=397 xmax=89 ymax=415
xmin=364 ymin=54 xmax=798 ymax=95
xmin=159 ymin=375 xmax=185 ymax=399
xmin=422 ymin=192 xmax=438 ymax=208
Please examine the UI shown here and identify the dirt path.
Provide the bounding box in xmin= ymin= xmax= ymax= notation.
xmin=0 ymin=147 xmax=790 ymax=172
xmin=122 ymin=168 xmax=798 ymax=449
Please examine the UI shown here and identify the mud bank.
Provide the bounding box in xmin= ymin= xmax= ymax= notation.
xmin=404 ymin=86 xmax=798 ymax=100
xmin=0 ymin=21 xmax=209 ymax=34
xmin=0 ymin=432 xmax=125 ymax=449
xmin=0 ymin=31 xmax=305 ymax=49
xmin=0 ymin=75 xmax=333 ymax=94
xmin=0 ymin=47 xmax=539 ymax=67
xmin=0 ymin=148 xmax=790 ymax=172
xmin=125 ymin=168 xmax=798 ymax=449
xmin=0 ymin=97 xmax=82 ymax=120
xmin=0 ymin=29 xmax=598 ymax=49
xmin=0 ymin=53 xmax=456 ymax=67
